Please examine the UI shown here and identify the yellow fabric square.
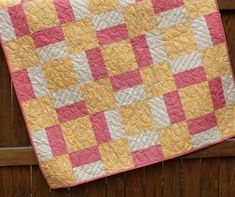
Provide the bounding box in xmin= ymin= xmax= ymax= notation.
xmin=158 ymin=122 xmax=193 ymax=158
xmin=101 ymin=40 xmax=138 ymax=76
xmin=179 ymin=82 xmax=214 ymax=119
xmin=61 ymin=116 xmax=97 ymax=153
xmin=200 ymin=44 xmax=230 ymax=80
xmin=120 ymin=101 xmax=156 ymax=136
xmin=99 ymin=138 xmax=134 ymax=174
xmin=160 ymin=23 xmax=197 ymax=58
xmin=22 ymin=96 xmax=58 ymax=131
xmin=122 ymin=0 xmax=158 ymax=37
xmin=41 ymin=154 xmax=76 ymax=188
xmin=215 ymin=105 xmax=235 ymax=137
xmin=4 ymin=36 xmax=40 ymax=72
xmin=43 ymin=57 xmax=78 ymax=91
xmin=80 ymin=79 xmax=116 ymax=114
xmin=23 ymin=0 xmax=59 ymax=32
xmin=140 ymin=61 xmax=176 ymax=97
xmin=62 ymin=18 xmax=98 ymax=54
xmin=0 ymin=0 xmax=20 ymax=9
xmin=184 ymin=0 xmax=217 ymax=19
xmin=87 ymin=0 xmax=120 ymax=15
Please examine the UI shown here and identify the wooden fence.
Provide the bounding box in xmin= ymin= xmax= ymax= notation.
xmin=0 ymin=0 xmax=235 ymax=196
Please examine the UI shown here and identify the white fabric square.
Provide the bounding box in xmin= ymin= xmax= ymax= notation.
xmin=157 ymin=6 xmax=188 ymax=29
xmin=28 ymin=65 xmax=49 ymax=97
xmin=128 ymin=131 xmax=160 ymax=152
xmin=116 ymin=85 xmax=147 ymax=106
xmin=170 ymin=51 xmax=202 ymax=74
xmin=31 ymin=129 xmax=53 ymax=160
xmin=221 ymin=74 xmax=235 ymax=105
xmin=36 ymin=41 xmax=68 ymax=63
xmin=51 ymin=86 xmax=83 ymax=108
xmin=0 ymin=9 xmax=16 ymax=42
xmin=118 ymin=0 xmax=136 ymax=6
xmin=191 ymin=16 xmax=213 ymax=49
xmin=73 ymin=161 xmax=106 ymax=182
xmin=146 ymin=29 xmax=168 ymax=64
xmin=70 ymin=0 xmax=90 ymax=20
xmin=71 ymin=52 xmax=94 ymax=84
xmin=93 ymin=9 xmax=124 ymax=31
xmin=192 ymin=127 xmax=221 ymax=148
xmin=104 ymin=109 xmax=125 ymax=139
xmin=149 ymin=95 xmax=171 ymax=128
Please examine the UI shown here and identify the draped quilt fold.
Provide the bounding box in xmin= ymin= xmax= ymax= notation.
xmin=0 ymin=0 xmax=235 ymax=189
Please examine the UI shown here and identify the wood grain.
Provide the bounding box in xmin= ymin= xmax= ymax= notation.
xmin=200 ymin=158 xmax=219 ymax=197
xmin=162 ymin=160 xmax=181 ymax=197
xmin=182 ymin=159 xmax=201 ymax=197
xmin=106 ymin=173 xmax=125 ymax=197
xmin=125 ymin=168 xmax=145 ymax=197
xmin=219 ymin=158 xmax=235 ymax=196
xmin=145 ymin=163 xmax=163 ymax=197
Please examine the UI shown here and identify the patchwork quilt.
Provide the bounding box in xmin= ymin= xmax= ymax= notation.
xmin=0 ymin=0 xmax=235 ymax=189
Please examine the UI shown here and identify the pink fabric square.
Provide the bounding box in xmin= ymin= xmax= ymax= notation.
xmin=110 ymin=70 xmax=143 ymax=91
xmin=46 ymin=125 xmax=67 ymax=156
xmin=56 ymin=101 xmax=88 ymax=123
xmin=174 ymin=67 xmax=207 ymax=89
xmin=132 ymin=145 xmax=163 ymax=167
xmin=208 ymin=77 xmax=226 ymax=109
xmin=11 ymin=70 xmax=35 ymax=102
xmin=205 ymin=12 xmax=226 ymax=45
xmin=187 ymin=112 xmax=217 ymax=135
xmin=86 ymin=48 xmax=108 ymax=80
xmin=32 ymin=26 xmax=65 ymax=48
xmin=130 ymin=35 xmax=153 ymax=68
xmin=96 ymin=24 xmax=129 ymax=46
xmin=54 ymin=0 xmax=75 ymax=24
xmin=164 ymin=91 xmax=186 ymax=124
xmin=90 ymin=112 xmax=111 ymax=144
xmin=8 ymin=4 xmax=30 ymax=36
xmin=69 ymin=146 xmax=101 ymax=168
xmin=152 ymin=0 xmax=184 ymax=13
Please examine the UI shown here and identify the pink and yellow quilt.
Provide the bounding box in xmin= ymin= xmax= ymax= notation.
xmin=0 ymin=0 xmax=235 ymax=189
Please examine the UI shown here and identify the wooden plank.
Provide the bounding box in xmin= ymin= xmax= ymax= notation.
xmin=11 ymin=90 xmax=30 ymax=146
xmin=0 ymin=167 xmax=13 ymax=197
xmin=219 ymin=158 xmax=235 ymax=197
xmin=221 ymin=9 xmax=235 ymax=72
xmin=106 ymin=173 xmax=125 ymax=197
xmin=0 ymin=147 xmax=37 ymax=166
xmin=70 ymin=184 xmax=88 ymax=197
xmin=11 ymin=81 xmax=31 ymax=197
xmin=1 ymin=139 xmax=235 ymax=166
xmin=200 ymin=158 xmax=219 ymax=197
xmin=0 ymin=41 xmax=13 ymax=197
xmin=182 ymin=159 xmax=201 ymax=197
xmin=125 ymin=168 xmax=145 ymax=197
xmin=182 ymin=139 xmax=235 ymax=159
xmin=51 ymin=188 xmax=69 ymax=197
xmin=32 ymin=166 xmax=51 ymax=197
xmin=145 ymin=163 xmax=163 ymax=197
xmin=12 ymin=166 xmax=31 ymax=197
xmin=218 ymin=0 xmax=235 ymax=10
xmin=162 ymin=160 xmax=181 ymax=197
xmin=87 ymin=178 xmax=107 ymax=197
xmin=0 ymin=46 xmax=31 ymax=196
xmin=0 ymin=48 xmax=12 ymax=147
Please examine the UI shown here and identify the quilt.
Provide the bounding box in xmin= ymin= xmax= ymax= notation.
xmin=0 ymin=0 xmax=235 ymax=189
